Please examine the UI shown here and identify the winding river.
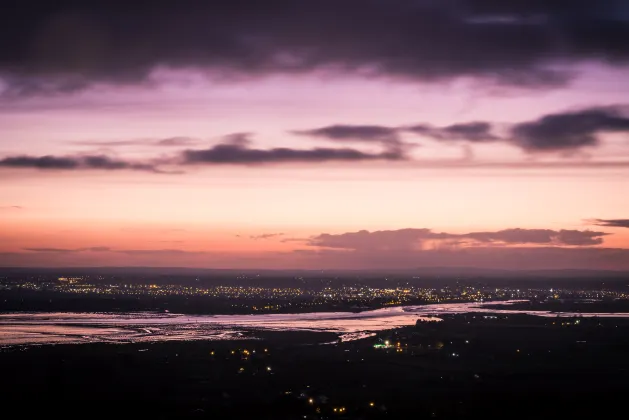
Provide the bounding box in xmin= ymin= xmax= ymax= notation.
xmin=1 ymin=300 xmax=628 ymax=346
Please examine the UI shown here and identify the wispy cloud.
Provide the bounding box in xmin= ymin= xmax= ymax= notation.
xmin=22 ymin=247 xmax=202 ymax=256
xmin=309 ymin=227 xmax=610 ymax=250
xmin=3 ymin=105 xmax=629 ymax=177
xmin=0 ymin=154 xmax=162 ymax=172
xmin=589 ymin=219 xmax=629 ymax=229
xmin=70 ymin=137 xmax=200 ymax=148
xmin=181 ymin=134 xmax=404 ymax=165
xmin=406 ymin=122 xmax=499 ymax=142
xmin=250 ymin=233 xmax=285 ymax=240
xmin=299 ymin=105 xmax=629 ymax=153
xmin=293 ymin=125 xmax=403 ymax=146
xmin=289 ymin=246 xmax=629 ymax=271
xmin=23 ymin=246 xmax=111 ymax=253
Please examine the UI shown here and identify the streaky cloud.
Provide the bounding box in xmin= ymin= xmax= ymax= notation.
xmin=24 ymin=247 xmax=111 ymax=253
xmin=70 ymin=137 xmax=200 ymax=148
xmin=181 ymin=137 xmax=405 ymax=165
xmin=294 ymin=125 xmax=401 ymax=144
xmin=406 ymin=122 xmax=499 ymax=142
xmin=302 ymin=105 xmax=629 ymax=153
xmin=309 ymin=227 xmax=609 ymax=250
xmin=590 ymin=219 xmax=629 ymax=229
xmin=291 ymin=246 xmax=629 ymax=271
xmin=250 ymin=233 xmax=285 ymax=240
xmin=0 ymin=154 xmax=162 ymax=172
xmin=156 ymin=137 xmax=200 ymax=147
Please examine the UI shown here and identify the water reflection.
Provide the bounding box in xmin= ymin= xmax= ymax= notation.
xmin=1 ymin=300 xmax=628 ymax=346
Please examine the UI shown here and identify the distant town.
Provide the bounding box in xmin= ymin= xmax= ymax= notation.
xmin=2 ymin=270 xmax=628 ymax=315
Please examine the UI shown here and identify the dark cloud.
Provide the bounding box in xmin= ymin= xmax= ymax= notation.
xmin=0 ymin=205 xmax=22 ymax=210
xmin=5 ymin=246 xmax=629 ymax=270
xmin=0 ymin=154 xmax=161 ymax=172
xmin=1 ymin=155 xmax=79 ymax=169
xmin=591 ymin=219 xmax=629 ymax=229
xmin=407 ymin=122 xmax=499 ymax=142
xmin=296 ymin=105 xmax=629 ymax=153
xmin=250 ymin=233 xmax=285 ymax=240
xmin=182 ymin=135 xmax=404 ymax=165
xmin=3 ymin=1 xmax=629 ymax=94
xmin=294 ymin=125 xmax=402 ymax=146
xmin=309 ymin=227 xmax=608 ymax=249
xmin=511 ymin=106 xmax=629 ymax=151
xmin=4 ymin=104 xmax=629 ymax=176
xmin=82 ymin=155 xmax=155 ymax=171
xmin=291 ymin=246 xmax=629 ymax=271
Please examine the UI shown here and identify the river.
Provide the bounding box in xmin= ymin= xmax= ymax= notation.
xmin=1 ymin=300 xmax=628 ymax=346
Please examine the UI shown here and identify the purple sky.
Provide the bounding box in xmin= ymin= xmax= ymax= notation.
xmin=1 ymin=1 xmax=629 ymax=269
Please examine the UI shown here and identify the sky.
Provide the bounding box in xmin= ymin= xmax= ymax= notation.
xmin=1 ymin=0 xmax=629 ymax=270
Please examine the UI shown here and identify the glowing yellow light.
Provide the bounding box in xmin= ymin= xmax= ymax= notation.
xmin=370 ymin=402 xmax=375 ymax=407
xmin=309 ymin=398 xmax=314 ymax=404
xmin=384 ymin=340 xmax=390 ymax=346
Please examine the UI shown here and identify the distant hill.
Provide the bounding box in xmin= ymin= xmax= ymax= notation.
xmin=1 ymin=266 xmax=627 ymax=280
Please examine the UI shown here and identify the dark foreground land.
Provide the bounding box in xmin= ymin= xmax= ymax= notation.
xmin=2 ymin=314 xmax=629 ymax=419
